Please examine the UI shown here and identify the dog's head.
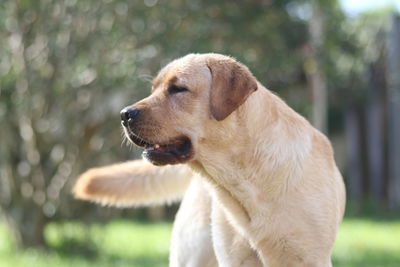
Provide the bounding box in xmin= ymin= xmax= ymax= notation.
xmin=121 ymin=53 xmax=258 ymax=166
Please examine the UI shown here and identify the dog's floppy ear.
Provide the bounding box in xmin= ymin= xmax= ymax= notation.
xmin=207 ymin=56 xmax=258 ymax=121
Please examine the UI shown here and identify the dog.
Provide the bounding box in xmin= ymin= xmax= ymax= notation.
xmin=74 ymin=53 xmax=346 ymax=266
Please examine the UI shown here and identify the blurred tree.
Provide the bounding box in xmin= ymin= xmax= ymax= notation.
xmin=307 ymin=0 xmax=328 ymax=133
xmin=386 ymin=14 xmax=400 ymax=209
xmin=0 ymin=0 xmax=138 ymax=247
xmin=339 ymin=8 xmax=395 ymax=208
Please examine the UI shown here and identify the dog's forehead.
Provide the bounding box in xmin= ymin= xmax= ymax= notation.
xmin=152 ymin=55 xmax=210 ymax=90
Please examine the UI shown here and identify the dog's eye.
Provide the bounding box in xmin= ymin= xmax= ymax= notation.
xmin=168 ymin=85 xmax=188 ymax=94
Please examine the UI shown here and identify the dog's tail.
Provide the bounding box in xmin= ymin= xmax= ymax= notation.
xmin=72 ymin=159 xmax=192 ymax=207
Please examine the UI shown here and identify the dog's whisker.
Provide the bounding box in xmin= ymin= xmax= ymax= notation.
xmin=138 ymin=75 xmax=155 ymax=84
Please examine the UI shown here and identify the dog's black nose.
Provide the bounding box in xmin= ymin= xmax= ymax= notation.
xmin=120 ymin=107 xmax=140 ymax=127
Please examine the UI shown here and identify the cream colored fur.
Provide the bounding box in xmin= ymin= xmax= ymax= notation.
xmin=73 ymin=160 xmax=191 ymax=207
xmin=74 ymin=161 xmax=217 ymax=266
xmin=73 ymin=53 xmax=346 ymax=267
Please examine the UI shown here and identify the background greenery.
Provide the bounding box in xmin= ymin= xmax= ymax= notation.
xmin=1 ymin=215 xmax=400 ymax=267
xmin=1 ymin=0 xmax=399 ymax=265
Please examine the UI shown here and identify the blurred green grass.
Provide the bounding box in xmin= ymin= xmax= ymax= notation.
xmin=333 ymin=218 xmax=400 ymax=267
xmin=0 ymin=218 xmax=399 ymax=267
xmin=0 ymin=220 xmax=171 ymax=267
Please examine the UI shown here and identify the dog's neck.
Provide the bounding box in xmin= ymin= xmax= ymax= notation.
xmin=189 ymin=85 xmax=313 ymax=218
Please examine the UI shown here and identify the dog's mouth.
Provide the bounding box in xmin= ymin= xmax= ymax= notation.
xmin=125 ymin=129 xmax=193 ymax=166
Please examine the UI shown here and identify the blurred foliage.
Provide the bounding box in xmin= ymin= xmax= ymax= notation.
xmin=0 ymin=0 xmax=391 ymax=248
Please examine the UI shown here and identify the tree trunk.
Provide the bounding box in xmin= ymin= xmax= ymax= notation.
xmin=307 ymin=2 xmax=328 ymax=133
xmin=365 ymin=64 xmax=385 ymax=203
xmin=386 ymin=14 xmax=400 ymax=210
xmin=345 ymin=105 xmax=363 ymax=206
xmin=4 ymin=204 xmax=47 ymax=249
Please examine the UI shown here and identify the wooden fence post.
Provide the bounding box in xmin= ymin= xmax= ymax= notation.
xmin=345 ymin=105 xmax=363 ymax=205
xmin=308 ymin=2 xmax=328 ymax=133
xmin=366 ymin=64 xmax=385 ymax=203
xmin=386 ymin=14 xmax=400 ymax=209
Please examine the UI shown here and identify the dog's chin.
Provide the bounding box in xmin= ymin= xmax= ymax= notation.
xmin=125 ymin=129 xmax=193 ymax=166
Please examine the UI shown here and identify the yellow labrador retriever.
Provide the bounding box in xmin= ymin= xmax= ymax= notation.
xmin=74 ymin=53 xmax=345 ymax=266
